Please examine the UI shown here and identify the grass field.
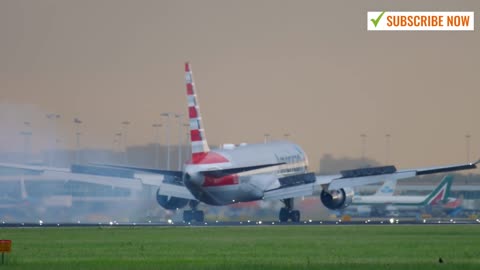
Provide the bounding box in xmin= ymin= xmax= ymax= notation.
xmin=0 ymin=225 xmax=479 ymax=269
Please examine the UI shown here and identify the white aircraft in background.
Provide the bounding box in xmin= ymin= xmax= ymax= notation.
xmin=1 ymin=63 xmax=479 ymax=223
xmin=353 ymin=179 xmax=396 ymax=216
xmin=348 ymin=175 xmax=453 ymax=217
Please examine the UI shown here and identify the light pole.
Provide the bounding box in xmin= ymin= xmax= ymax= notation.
xmin=121 ymin=121 xmax=130 ymax=163
xmin=175 ymin=114 xmax=184 ymax=170
xmin=114 ymin=133 xmax=122 ymax=149
xmin=161 ymin=112 xmax=172 ymax=169
xmin=19 ymin=131 xmax=32 ymax=163
xmin=74 ymin=118 xmax=82 ymax=163
xmin=385 ymin=134 xmax=391 ymax=164
xmin=114 ymin=132 xmax=122 ymax=163
xmin=152 ymin=123 xmax=162 ymax=168
xmin=21 ymin=121 xmax=32 ymax=163
xmin=75 ymin=132 xmax=81 ymax=163
xmin=46 ymin=113 xmax=61 ymax=166
xmin=264 ymin=133 xmax=270 ymax=144
xmin=465 ymin=134 xmax=471 ymax=163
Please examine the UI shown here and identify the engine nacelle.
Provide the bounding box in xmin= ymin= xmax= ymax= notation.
xmin=320 ymin=188 xmax=354 ymax=210
xmin=156 ymin=189 xmax=189 ymax=210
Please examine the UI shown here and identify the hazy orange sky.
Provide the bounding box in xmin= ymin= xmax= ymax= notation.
xmin=1 ymin=0 xmax=479 ymax=170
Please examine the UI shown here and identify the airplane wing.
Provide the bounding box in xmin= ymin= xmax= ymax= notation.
xmin=263 ymin=160 xmax=479 ymax=201
xmin=0 ymin=162 xmax=201 ymax=200
xmin=136 ymin=173 xmax=196 ymax=200
xmin=0 ymin=162 xmax=194 ymax=199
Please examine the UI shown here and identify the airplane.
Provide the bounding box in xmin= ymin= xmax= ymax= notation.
xmin=97 ymin=62 xmax=479 ymax=223
xmin=350 ymin=178 xmax=396 ymax=216
xmin=347 ymin=175 xmax=453 ymax=217
xmin=1 ymin=62 xmax=479 ymax=223
xmin=373 ymin=178 xmax=397 ymax=196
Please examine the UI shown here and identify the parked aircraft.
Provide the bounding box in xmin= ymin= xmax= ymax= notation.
xmin=348 ymin=175 xmax=453 ymax=216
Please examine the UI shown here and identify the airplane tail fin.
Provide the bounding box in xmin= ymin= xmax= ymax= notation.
xmin=185 ymin=62 xmax=210 ymax=162
xmin=422 ymin=175 xmax=453 ymax=206
xmin=374 ymin=179 xmax=396 ymax=196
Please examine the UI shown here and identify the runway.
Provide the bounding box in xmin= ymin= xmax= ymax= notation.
xmin=1 ymin=218 xmax=479 ymax=228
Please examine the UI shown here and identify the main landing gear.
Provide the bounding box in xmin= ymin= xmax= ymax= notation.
xmin=279 ymin=198 xmax=301 ymax=223
xmin=183 ymin=200 xmax=204 ymax=223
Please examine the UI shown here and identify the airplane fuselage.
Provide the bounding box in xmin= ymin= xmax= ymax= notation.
xmin=352 ymin=195 xmax=431 ymax=206
xmin=183 ymin=141 xmax=308 ymax=205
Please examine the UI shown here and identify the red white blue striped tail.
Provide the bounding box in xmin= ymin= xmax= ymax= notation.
xmin=185 ymin=62 xmax=211 ymax=162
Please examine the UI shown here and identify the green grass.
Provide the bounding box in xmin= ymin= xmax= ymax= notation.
xmin=0 ymin=225 xmax=479 ymax=269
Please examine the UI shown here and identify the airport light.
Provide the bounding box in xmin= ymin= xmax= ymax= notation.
xmin=73 ymin=118 xmax=82 ymax=163
xmin=152 ymin=123 xmax=162 ymax=168
xmin=45 ymin=113 xmax=61 ymax=166
xmin=112 ymin=138 xmax=118 ymax=160
xmin=264 ymin=133 xmax=270 ymax=144
xmin=121 ymin=121 xmax=130 ymax=163
xmin=175 ymin=114 xmax=184 ymax=170
xmin=20 ymin=121 xmax=32 ymax=163
xmin=161 ymin=112 xmax=173 ymax=169
xmin=19 ymin=131 xmax=32 ymax=163
xmin=75 ymin=132 xmax=81 ymax=162
xmin=114 ymin=133 xmax=123 ymax=158
xmin=46 ymin=113 xmax=60 ymax=120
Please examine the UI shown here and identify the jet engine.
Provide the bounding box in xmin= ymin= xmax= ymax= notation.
xmin=320 ymin=188 xmax=354 ymax=210
xmin=156 ymin=189 xmax=189 ymax=210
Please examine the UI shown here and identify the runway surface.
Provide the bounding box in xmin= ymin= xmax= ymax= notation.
xmin=1 ymin=218 xmax=479 ymax=228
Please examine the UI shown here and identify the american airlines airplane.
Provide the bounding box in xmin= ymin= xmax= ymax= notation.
xmin=103 ymin=62 xmax=478 ymax=223
xmin=1 ymin=63 xmax=478 ymax=223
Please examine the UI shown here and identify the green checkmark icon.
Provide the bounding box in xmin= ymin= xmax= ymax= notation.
xmin=371 ymin=11 xmax=386 ymax=27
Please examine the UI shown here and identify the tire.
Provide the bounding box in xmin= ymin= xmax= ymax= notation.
xmin=183 ymin=210 xmax=193 ymax=223
xmin=290 ymin=210 xmax=301 ymax=223
xmin=194 ymin=210 xmax=204 ymax=223
xmin=279 ymin=208 xmax=289 ymax=222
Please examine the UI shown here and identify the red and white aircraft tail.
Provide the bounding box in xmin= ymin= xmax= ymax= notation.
xmin=185 ymin=62 xmax=210 ymax=162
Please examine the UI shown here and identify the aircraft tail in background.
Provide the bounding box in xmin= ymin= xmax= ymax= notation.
xmin=421 ymin=175 xmax=453 ymax=206
xmin=374 ymin=179 xmax=397 ymax=196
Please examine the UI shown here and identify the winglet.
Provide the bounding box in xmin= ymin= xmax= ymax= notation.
xmin=374 ymin=179 xmax=397 ymax=196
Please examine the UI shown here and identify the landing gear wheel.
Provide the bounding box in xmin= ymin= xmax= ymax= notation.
xmin=279 ymin=208 xmax=289 ymax=222
xmin=194 ymin=210 xmax=204 ymax=222
xmin=290 ymin=210 xmax=300 ymax=223
xmin=183 ymin=210 xmax=193 ymax=223
xmin=279 ymin=198 xmax=301 ymax=223
xmin=183 ymin=210 xmax=204 ymax=223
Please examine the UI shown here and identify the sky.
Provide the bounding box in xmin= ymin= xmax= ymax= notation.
xmin=1 ymin=0 xmax=479 ymax=171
